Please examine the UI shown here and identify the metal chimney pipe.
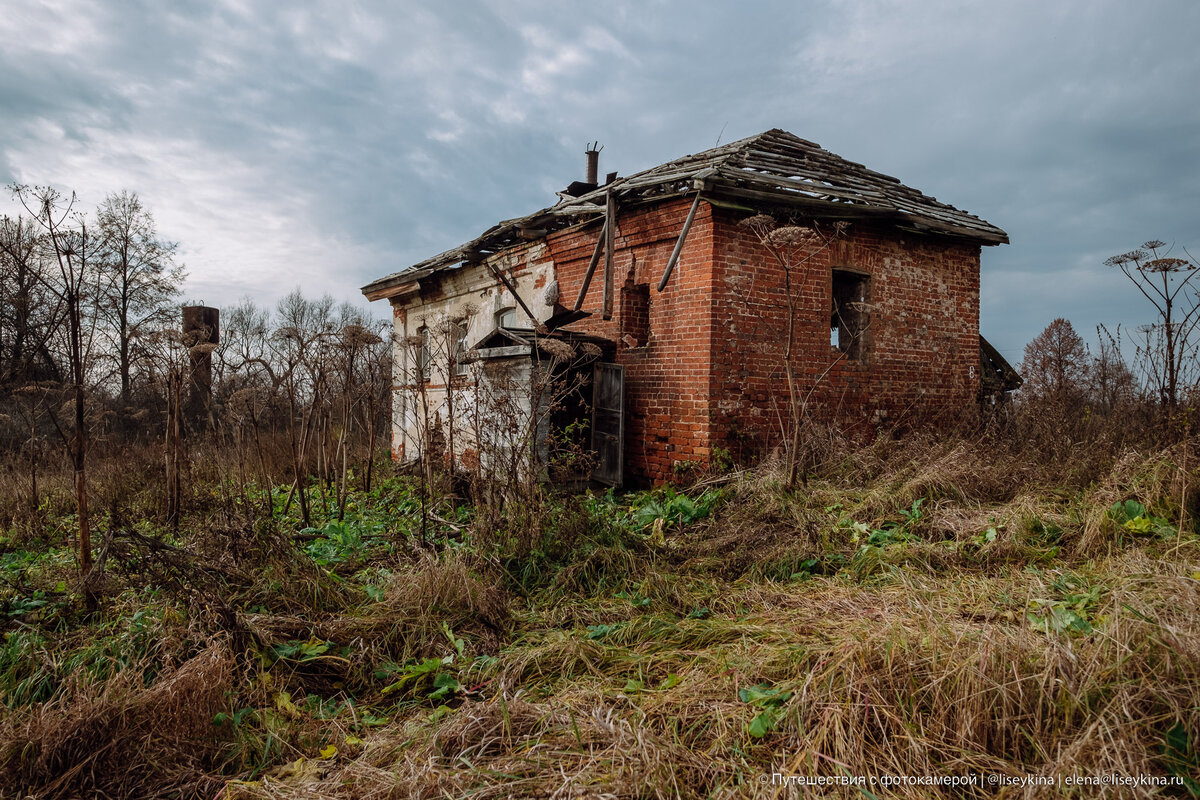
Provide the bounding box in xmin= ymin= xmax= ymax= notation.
xmin=585 ymin=142 xmax=602 ymax=184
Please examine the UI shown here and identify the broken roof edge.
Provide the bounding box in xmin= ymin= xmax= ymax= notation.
xmin=362 ymin=129 xmax=1009 ymax=301
xmin=980 ymin=335 xmax=1023 ymax=393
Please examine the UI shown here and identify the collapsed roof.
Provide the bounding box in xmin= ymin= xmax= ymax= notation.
xmin=363 ymin=128 xmax=1008 ymax=301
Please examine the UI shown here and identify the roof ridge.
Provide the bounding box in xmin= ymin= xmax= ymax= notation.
xmin=362 ymin=128 xmax=1008 ymax=298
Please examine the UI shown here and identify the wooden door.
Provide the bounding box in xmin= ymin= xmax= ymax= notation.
xmin=591 ymin=363 xmax=624 ymax=486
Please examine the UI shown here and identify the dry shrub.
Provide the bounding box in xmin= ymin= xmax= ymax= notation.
xmin=368 ymin=551 xmax=510 ymax=656
xmin=241 ymin=551 xmax=510 ymax=690
xmin=189 ymin=521 xmax=351 ymax=614
xmin=672 ymin=471 xmax=827 ymax=579
xmin=0 ymin=639 xmax=236 ymax=800
xmin=216 ymin=543 xmax=1200 ymax=799
xmin=551 ymin=536 xmax=647 ymax=595
xmin=833 ymin=433 xmax=1034 ymax=514
xmin=1074 ymin=439 xmax=1199 ymax=556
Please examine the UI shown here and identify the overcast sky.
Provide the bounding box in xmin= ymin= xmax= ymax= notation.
xmin=2 ymin=0 xmax=1197 ymax=361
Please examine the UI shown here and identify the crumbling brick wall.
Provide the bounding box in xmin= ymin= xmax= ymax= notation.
xmin=549 ymin=197 xmax=718 ymax=485
xmin=547 ymin=199 xmax=982 ymax=485
xmin=707 ymin=210 xmax=981 ymax=464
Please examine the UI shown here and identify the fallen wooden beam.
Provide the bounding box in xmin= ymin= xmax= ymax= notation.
xmin=573 ymin=217 xmax=607 ymax=311
xmin=603 ymin=191 xmax=616 ymax=320
xmin=486 ymin=262 xmax=539 ymax=326
xmin=657 ymin=191 xmax=702 ymax=292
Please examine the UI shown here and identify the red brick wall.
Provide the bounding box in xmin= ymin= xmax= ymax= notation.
xmin=550 ymin=199 xmax=982 ymax=484
xmin=550 ymin=197 xmax=718 ymax=484
xmin=708 ymin=209 xmax=981 ymax=463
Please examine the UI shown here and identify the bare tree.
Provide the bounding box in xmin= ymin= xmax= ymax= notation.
xmin=1106 ymin=241 xmax=1200 ymax=417
xmin=11 ymin=185 xmax=100 ymax=596
xmin=1090 ymin=325 xmax=1138 ymax=413
xmin=738 ymin=215 xmax=847 ymax=488
xmin=353 ymin=322 xmax=390 ymax=492
xmin=94 ymin=191 xmax=184 ymax=405
xmin=0 ymin=215 xmax=65 ymax=390
xmin=1020 ymin=318 xmax=1090 ymax=406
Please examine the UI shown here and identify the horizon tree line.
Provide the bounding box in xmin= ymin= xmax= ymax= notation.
xmin=0 ymin=184 xmax=391 ymax=594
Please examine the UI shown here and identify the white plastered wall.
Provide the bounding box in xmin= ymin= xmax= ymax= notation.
xmin=387 ymin=243 xmax=560 ymax=463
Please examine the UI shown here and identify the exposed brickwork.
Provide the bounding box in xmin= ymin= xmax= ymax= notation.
xmin=548 ymin=199 xmax=982 ymax=485
xmin=619 ymin=274 xmax=650 ymax=348
xmin=706 ymin=210 xmax=981 ymax=466
xmin=548 ymin=197 xmax=717 ymax=484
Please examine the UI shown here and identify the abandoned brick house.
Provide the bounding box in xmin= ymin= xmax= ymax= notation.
xmin=362 ymin=129 xmax=1019 ymax=486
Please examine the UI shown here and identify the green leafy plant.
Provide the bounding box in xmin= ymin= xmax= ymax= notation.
xmin=672 ymin=459 xmax=700 ymax=477
xmin=789 ymin=557 xmax=822 ymax=580
xmin=738 ymin=682 xmax=793 ymax=738
xmin=632 ymin=487 xmax=727 ymax=531
xmin=614 ymin=590 xmax=651 ymax=608
xmin=380 ymin=657 xmax=460 ymax=702
xmin=1109 ymin=500 xmax=1175 ymax=538
xmin=975 ymin=517 xmax=1003 ymax=545
xmin=6 ymin=591 xmax=49 ymax=617
xmin=842 ymin=499 xmax=926 ymax=557
xmin=710 ymin=446 xmax=735 ymax=473
xmin=658 ymin=673 xmax=682 ymax=690
xmin=270 ymin=638 xmax=342 ymax=664
xmin=586 ymin=623 xmax=624 ymax=641
xmin=377 ymin=623 xmax=466 ymax=703
xmin=1028 ymin=574 xmax=1104 ymax=635
xmin=302 ymin=519 xmax=388 ymax=566
xmin=1161 ymin=721 xmax=1200 ymax=796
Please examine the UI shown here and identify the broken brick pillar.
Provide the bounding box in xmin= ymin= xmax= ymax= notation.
xmin=182 ymin=305 xmax=219 ymax=429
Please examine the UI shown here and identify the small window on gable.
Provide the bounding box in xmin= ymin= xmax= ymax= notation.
xmin=831 ymin=269 xmax=869 ymax=361
xmin=451 ymin=320 xmax=469 ymax=377
xmin=417 ymin=325 xmax=432 ymax=381
xmin=496 ymin=307 xmax=517 ymax=329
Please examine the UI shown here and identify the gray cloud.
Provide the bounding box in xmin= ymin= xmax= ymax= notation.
xmin=2 ymin=0 xmax=1197 ymax=365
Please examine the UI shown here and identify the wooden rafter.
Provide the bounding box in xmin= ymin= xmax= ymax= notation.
xmin=602 ymin=191 xmax=616 ymax=320
xmin=573 ymin=217 xmax=607 ymax=311
xmin=658 ymin=191 xmax=702 ymax=292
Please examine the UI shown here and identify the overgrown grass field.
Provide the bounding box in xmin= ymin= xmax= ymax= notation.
xmin=1 ymin=435 xmax=1198 ymax=798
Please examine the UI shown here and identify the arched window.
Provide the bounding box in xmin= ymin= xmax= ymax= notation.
xmin=496 ymin=307 xmax=517 ymax=329
xmin=417 ymin=325 xmax=431 ymax=381
xmin=451 ymin=320 xmax=469 ymax=376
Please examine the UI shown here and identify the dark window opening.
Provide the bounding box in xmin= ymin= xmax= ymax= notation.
xmin=831 ymin=270 xmax=869 ymax=360
xmin=620 ymin=282 xmax=650 ymax=347
xmin=417 ymin=325 xmax=432 ymax=381
xmin=451 ymin=320 xmax=469 ymax=376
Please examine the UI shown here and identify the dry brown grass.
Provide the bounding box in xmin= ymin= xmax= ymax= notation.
xmin=217 ymin=541 xmax=1200 ymax=798
xmin=0 ymin=639 xmax=236 ymax=800
xmin=5 ymin=431 xmax=1200 ymax=798
xmin=215 ymin=438 xmax=1200 ymax=800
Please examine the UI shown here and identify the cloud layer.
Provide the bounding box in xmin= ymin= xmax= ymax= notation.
xmin=2 ymin=0 xmax=1197 ymax=360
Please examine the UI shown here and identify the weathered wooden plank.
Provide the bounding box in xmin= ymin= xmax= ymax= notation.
xmin=602 ymin=191 xmax=616 ymax=320
xmin=657 ymin=191 xmax=702 ymax=292
xmin=487 ymin=262 xmax=540 ymax=326
xmin=473 ymin=344 xmax=532 ymax=360
xmin=720 ymin=167 xmax=877 ymax=204
xmin=573 ymin=217 xmax=607 ymax=311
xmin=548 ymin=203 xmax=606 ymax=215
xmin=621 ymin=166 xmax=715 ymax=189
xmin=708 ymin=182 xmax=895 ymax=218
